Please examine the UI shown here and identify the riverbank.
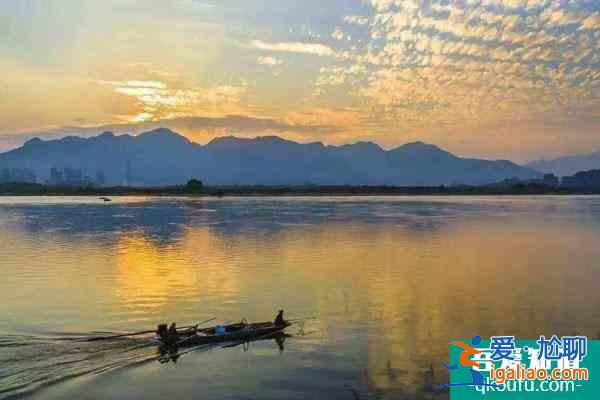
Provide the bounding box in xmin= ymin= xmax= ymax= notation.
xmin=2 ymin=182 xmax=600 ymax=196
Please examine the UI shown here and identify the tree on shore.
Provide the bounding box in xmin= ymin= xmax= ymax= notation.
xmin=185 ymin=178 xmax=203 ymax=193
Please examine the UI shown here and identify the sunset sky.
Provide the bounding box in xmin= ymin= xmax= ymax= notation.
xmin=1 ymin=0 xmax=599 ymax=162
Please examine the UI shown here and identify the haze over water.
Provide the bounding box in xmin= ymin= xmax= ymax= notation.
xmin=1 ymin=196 xmax=600 ymax=399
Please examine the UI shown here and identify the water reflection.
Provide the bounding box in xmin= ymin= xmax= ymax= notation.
xmin=113 ymin=230 xmax=240 ymax=313
xmin=1 ymin=196 xmax=600 ymax=399
xmin=157 ymin=332 xmax=290 ymax=365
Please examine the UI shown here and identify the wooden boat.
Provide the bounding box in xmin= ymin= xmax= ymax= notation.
xmin=157 ymin=329 xmax=291 ymax=364
xmin=156 ymin=320 xmax=291 ymax=348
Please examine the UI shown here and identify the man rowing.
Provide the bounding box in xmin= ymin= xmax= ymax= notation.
xmin=168 ymin=322 xmax=178 ymax=340
xmin=274 ymin=310 xmax=286 ymax=327
xmin=156 ymin=322 xmax=180 ymax=345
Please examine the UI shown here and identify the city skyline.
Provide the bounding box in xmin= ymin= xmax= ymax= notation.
xmin=1 ymin=1 xmax=600 ymax=162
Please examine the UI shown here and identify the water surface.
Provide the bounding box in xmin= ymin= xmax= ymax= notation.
xmin=1 ymin=196 xmax=600 ymax=399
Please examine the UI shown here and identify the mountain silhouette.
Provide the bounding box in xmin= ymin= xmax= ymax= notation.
xmin=527 ymin=151 xmax=600 ymax=177
xmin=0 ymin=128 xmax=540 ymax=186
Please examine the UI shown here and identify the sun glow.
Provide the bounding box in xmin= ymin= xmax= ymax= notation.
xmin=1 ymin=0 xmax=600 ymax=160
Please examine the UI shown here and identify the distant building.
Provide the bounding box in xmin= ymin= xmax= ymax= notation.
xmin=96 ymin=171 xmax=106 ymax=187
xmin=0 ymin=168 xmax=36 ymax=183
xmin=64 ymin=167 xmax=83 ymax=186
xmin=124 ymin=160 xmax=132 ymax=186
xmin=47 ymin=167 xmax=96 ymax=187
xmin=48 ymin=167 xmax=64 ymax=185
xmin=83 ymin=175 xmax=95 ymax=186
xmin=0 ymin=168 xmax=9 ymax=183
xmin=14 ymin=168 xmax=36 ymax=183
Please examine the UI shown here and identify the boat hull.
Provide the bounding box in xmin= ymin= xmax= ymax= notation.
xmin=159 ymin=321 xmax=291 ymax=348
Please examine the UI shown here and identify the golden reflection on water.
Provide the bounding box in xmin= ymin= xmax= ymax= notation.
xmin=107 ymin=215 xmax=600 ymax=394
xmin=113 ymin=229 xmax=239 ymax=309
xmin=2 ymin=197 xmax=600 ymax=397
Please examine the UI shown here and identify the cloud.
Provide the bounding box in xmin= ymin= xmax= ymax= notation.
xmin=201 ymin=85 xmax=247 ymax=104
xmin=99 ymin=80 xmax=248 ymax=122
xmin=331 ymin=28 xmax=345 ymax=41
xmin=120 ymin=80 xmax=166 ymax=89
xmin=248 ymin=40 xmax=335 ymax=56
xmin=315 ymin=0 xmax=600 ymax=136
xmin=343 ymin=15 xmax=369 ymax=25
xmin=0 ymin=115 xmax=341 ymax=152
xmin=257 ymin=56 xmax=284 ymax=66
xmin=3 ymin=0 xmax=600 ymax=161
xmin=316 ymin=65 xmax=367 ymax=87
xmin=580 ymin=13 xmax=600 ymax=30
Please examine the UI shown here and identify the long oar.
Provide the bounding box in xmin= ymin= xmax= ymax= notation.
xmin=83 ymin=317 xmax=216 ymax=342
xmin=178 ymin=317 xmax=217 ymax=332
xmin=287 ymin=317 xmax=316 ymax=323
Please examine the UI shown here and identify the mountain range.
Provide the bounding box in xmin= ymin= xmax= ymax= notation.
xmin=0 ymin=128 xmax=541 ymax=186
xmin=526 ymin=151 xmax=600 ymax=177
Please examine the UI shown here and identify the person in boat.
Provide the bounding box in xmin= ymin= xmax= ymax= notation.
xmin=168 ymin=322 xmax=178 ymax=342
xmin=274 ymin=310 xmax=286 ymax=326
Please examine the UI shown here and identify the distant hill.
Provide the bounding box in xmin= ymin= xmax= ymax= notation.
xmin=561 ymin=169 xmax=600 ymax=188
xmin=0 ymin=128 xmax=540 ymax=186
xmin=526 ymin=151 xmax=600 ymax=177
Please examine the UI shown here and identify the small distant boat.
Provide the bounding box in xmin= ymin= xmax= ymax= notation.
xmin=99 ymin=197 xmax=111 ymax=202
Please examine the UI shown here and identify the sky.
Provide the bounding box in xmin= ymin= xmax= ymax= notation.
xmin=1 ymin=0 xmax=599 ymax=162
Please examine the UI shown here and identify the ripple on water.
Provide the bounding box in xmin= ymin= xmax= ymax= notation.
xmin=1 ymin=196 xmax=600 ymax=399
xmin=0 ymin=334 xmax=158 ymax=399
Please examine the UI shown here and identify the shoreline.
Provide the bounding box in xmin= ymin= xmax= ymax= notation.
xmin=1 ymin=183 xmax=600 ymax=197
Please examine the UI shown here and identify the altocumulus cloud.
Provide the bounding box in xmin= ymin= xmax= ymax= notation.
xmin=257 ymin=56 xmax=285 ymax=66
xmin=317 ymin=0 xmax=600 ymax=132
xmin=249 ymin=40 xmax=335 ymax=56
xmin=98 ymin=80 xmax=248 ymax=122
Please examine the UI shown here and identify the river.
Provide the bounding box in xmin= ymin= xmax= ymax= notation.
xmin=1 ymin=196 xmax=599 ymax=399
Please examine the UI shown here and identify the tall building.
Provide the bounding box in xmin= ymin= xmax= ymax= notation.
xmin=64 ymin=167 xmax=83 ymax=186
xmin=47 ymin=167 xmax=100 ymax=187
xmin=96 ymin=171 xmax=106 ymax=187
xmin=48 ymin=167 xmax=64 ymax=185
xmin=0 ymin=168 xmax=37 ymax=183
xmin=124 ymin=160 xmax=132 ymax=186
xmin=0 ymin=168 xmax=10 ymax=183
